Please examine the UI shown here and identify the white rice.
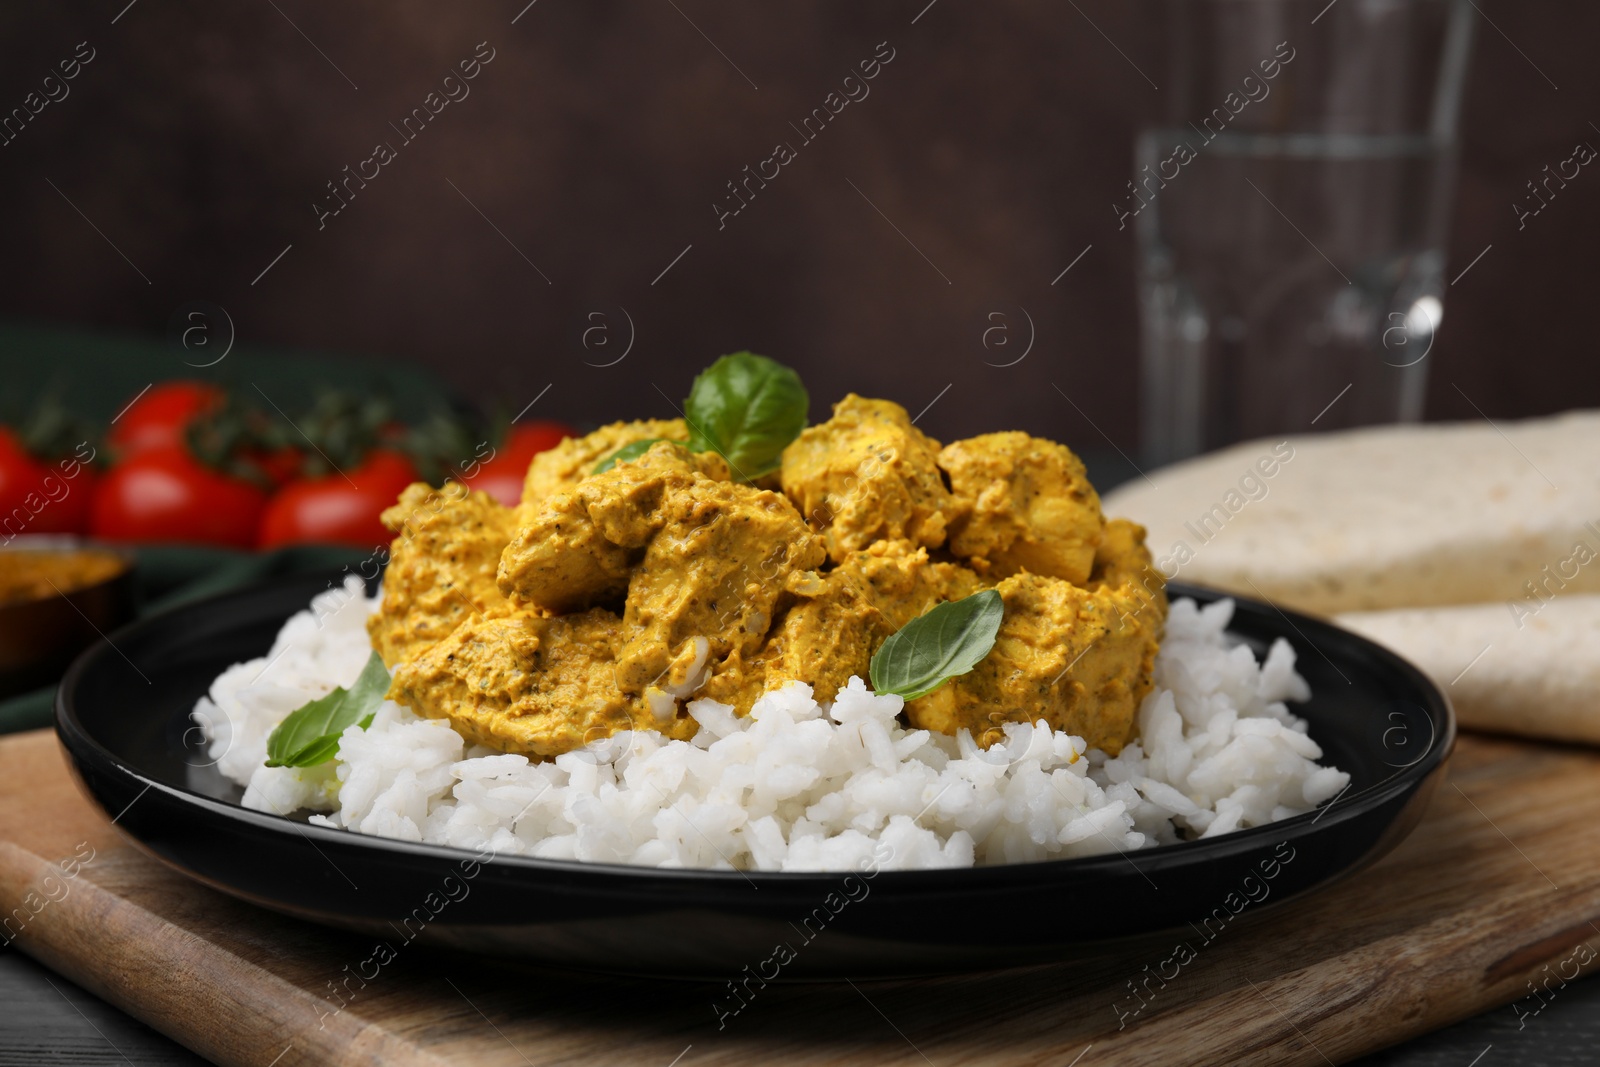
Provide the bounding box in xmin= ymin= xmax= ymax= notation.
xmin=196 ymin=576 xmax=1348 ymax=871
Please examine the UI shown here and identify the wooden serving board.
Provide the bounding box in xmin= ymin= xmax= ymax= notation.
xmin=3 ymin=727 xmax=1599 ymax=1067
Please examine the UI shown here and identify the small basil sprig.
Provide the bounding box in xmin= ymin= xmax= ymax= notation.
xmin=264 ymin=651 xmax=390 ymax=768
xmin=685 ymin=352 xmax=808 ymax=480
xmin=590 ymin=353 xmax=809 ymax=481
xmin=684 ymin=351 xmax=812 ymax=483
xmin=869 ymin=589 xmax=1005 ymax=700
xmin=592 ymin=437 xmax=680 ymax=475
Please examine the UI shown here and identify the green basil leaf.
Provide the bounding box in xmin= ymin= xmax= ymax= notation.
xmin=683 ymin=352 xmax=808 ymax=480
xmin=264 ymin=651 xmax=390 ymax=768
xmin=592 ymin=437 xmax=680 ymax=475
xmin=869 ymin=589 xmax=1004 ymax=701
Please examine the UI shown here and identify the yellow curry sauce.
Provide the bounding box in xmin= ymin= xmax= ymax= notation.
xmin=371 ymin=394 xmax=1167 ymax=759
xmin=0 ymin=549 xmax=126 ymax=608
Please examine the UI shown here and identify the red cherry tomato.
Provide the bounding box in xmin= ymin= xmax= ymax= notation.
xmin=0 ymin=428 xmax=97 ymax=537
xmin=462 ymin=421 xmax=574 ymax=507
xmin=242 ymin=445 xmax=305 ymax=488
xmin=90 ymin=445 xmax=266 ymax=547
xmin=108 ymin=381 xmax=222 ymax=459
xmin=258 ymin=448 xmax=420 ymax=549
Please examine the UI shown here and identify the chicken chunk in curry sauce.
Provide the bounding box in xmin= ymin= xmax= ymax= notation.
xmin=368 ymin=482 xmax=519 ymax=669
xmin=370 ymin=398 xmax=1165 ymax=759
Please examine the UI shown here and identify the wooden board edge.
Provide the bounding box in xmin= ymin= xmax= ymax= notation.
xmin=0 ymin=840 xmax=450 ymax=1067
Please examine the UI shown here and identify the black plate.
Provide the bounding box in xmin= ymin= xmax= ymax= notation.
xmin=55 ymin=574 xmax=1452 ymax=979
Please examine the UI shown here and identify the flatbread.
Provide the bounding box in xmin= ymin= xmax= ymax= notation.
xmin=1102 ymin=410 xmax=1600 ymax=615
xmin=1337 ymin=596 xmax=1600 ymax=745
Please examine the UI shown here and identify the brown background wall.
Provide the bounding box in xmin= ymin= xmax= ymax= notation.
xmin=0 ymin=0 xmax=1593 ymax=452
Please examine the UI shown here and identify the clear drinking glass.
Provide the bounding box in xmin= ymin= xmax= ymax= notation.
xmin=1136 ymin=0 xmax=1474 ymax=465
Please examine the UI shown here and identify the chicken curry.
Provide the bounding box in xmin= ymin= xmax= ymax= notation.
xmin=372 ymin=363 xmax=1166 ymax=759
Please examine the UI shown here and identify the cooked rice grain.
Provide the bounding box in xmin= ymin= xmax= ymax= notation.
xmin=197 ymin=577 xmax=1347 ymax=870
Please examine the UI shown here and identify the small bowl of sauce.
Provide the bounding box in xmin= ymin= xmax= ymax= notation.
xmin=0 ymin=538 xmax=135 ymax=699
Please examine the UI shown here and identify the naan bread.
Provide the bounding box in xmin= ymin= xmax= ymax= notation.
xmin=1102 ymin=410 xmax=1600 ymax=615
xmin=1338 ymin=596 xmax=1600 ymax=745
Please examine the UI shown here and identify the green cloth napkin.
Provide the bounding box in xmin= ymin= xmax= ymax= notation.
xmin=0 ymin=544 xmax=371 ymax=735
xmin=0 ymin=320 xmax=460 ymax=426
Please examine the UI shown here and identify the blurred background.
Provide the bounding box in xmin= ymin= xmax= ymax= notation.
xmin=0 ymin=0 xmax=1594 ymax=451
